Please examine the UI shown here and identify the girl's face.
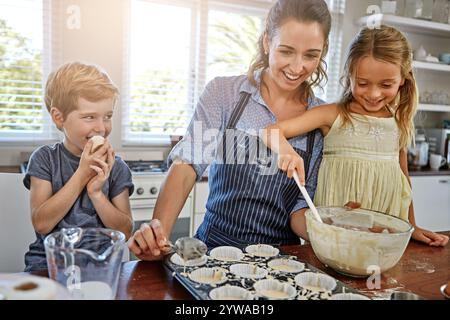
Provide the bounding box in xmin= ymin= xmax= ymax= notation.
xmin=60 ymin=97 xmax=114 ymax=156
xmin=263 ymin=19 xmax=325 ymax=95
xmin=351 ymin=56 xmax=405 ymax=114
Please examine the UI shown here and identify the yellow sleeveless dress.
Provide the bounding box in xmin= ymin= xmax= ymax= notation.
xmin=314 ymin=113 xmax=411 ymax=221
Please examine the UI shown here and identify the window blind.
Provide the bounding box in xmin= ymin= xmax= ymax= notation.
xmin=0 ymin=0 xmax=59 ymax=143
xmin=123 ymin=0 xmax=345 ymax=145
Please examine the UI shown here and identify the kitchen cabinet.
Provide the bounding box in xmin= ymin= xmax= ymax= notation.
xmin=0 ymin=173 xmax=35 ymax=272
xmin=192 ymin=181 xmax=209 ymax=235
xmin=411 ymin=175 xmax=450 ymax=231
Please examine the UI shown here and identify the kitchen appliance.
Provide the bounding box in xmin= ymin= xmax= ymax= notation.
xmin=125 ymin=160 xmax=192 ymax=245
xmin=424 ymin=128 xmax=450 ymax=166
xmin=408 ymin=133 xmax=429 ymax=168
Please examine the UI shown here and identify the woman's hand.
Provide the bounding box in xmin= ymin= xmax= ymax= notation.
xmin=412 ymin=226 xmax=449 ymax=246
xmin=277 ymin=152 xmax=306 ymax=185
xmin=128 ymin=219 xmax=171 ymax=260
xmin=86 ymin=145 xmax=115 ymax=199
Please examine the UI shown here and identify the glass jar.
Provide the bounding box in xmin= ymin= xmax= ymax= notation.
xmin=432 ymin=0 xmax=450 ymax=23
xmin=404 ymin=0 xmax=423 ymax=18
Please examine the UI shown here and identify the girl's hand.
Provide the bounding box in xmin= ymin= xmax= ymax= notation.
xmin=277 ymin=152 xmax=306 ymax=185
xmin=87 ymin=146 xmax=115 ymax=199
xmin=412 ymin=227 xmax=449 ymax=247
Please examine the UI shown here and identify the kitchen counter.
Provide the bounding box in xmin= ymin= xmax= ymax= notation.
xmin=409 ymin=166 xmax=450 ymax=176
xmin=33 ymin=231 xmax=449 ymax=300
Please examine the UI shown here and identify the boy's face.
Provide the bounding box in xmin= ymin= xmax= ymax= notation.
xmin=60 ymin=97 xmax=114 ymax=156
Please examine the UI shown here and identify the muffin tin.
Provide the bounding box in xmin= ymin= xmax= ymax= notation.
xmin=164 ymin=244 xmax=368 ymax=300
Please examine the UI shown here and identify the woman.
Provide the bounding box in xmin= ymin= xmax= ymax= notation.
xmin=129 ymin=0 xmax=332 ymax=259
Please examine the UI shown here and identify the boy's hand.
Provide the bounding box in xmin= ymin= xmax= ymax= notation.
xmin=277 ymin=152 xmax=306 ymax=185
xmin=86 ymin=145 xmax=115 ymax=199
xmin=78 ymin=139 xmax=109 ymax=179
xmin=412 ymin=227 xmax=449 ymax=247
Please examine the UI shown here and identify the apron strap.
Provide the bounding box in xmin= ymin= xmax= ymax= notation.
xmin=226 ymin=92 xmax=251 ymax=129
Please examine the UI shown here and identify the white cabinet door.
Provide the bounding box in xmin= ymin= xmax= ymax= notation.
xmin=411 ymin=176 xmax=450 ymax=232
xmin=192 ymin=182 xmax=209 ymax=234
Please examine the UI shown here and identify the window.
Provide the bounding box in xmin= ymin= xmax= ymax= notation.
xmin=124 ymin=0 xmax=345 ymax=145
xmin=124 ymin=0 xmax=267 ymax=145
xmin=0 ymin=0 xmax=55 ymax=143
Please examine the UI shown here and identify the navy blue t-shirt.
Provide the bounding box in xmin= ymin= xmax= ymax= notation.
xmin=23 ymin=142 xmax=134 ymax=271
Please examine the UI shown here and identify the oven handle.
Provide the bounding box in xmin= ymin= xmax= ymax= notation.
xmin=130 ymin=198 xmax=157 ymax=209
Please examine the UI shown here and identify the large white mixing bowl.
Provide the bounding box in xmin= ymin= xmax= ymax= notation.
xmin=305 ymin=207 xmax=413 ymax=277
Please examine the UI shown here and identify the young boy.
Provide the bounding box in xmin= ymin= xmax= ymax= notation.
xmin=23 ymin=62 xmax=134 ymax=271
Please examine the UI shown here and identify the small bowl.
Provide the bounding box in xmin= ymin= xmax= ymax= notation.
xmin=170 ymin=253 xmax=207 ymax=267
xmin=390 ymin=291 xmax=425 ymax=300
xmin=209 ymin=246 xmax=244 ymax=262
xmin=229 ymin=263 xmax=268 ymax=279
xmin=245 ymin=244 xmax=279 ymax=257
xmin=188 ymin=267 xmax=227 ymax=285
xmin=330 ymin=293 xmax=371 ymax=300
xmin=440 ymin=284 xmax=450 ymax=299
xmin=294 ymin=272 xmax=337 ymax=292
xmin=209 ymin=285 xmax=254 ymax=300
xmin=438 ymin=53 xmax=450 ymax=64
xmin=253 ymin=279 xmax=297 ymax=300
xmin=268 ymin=258 xmax=305 ymax=273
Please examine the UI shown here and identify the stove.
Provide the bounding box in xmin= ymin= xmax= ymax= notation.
xmin=125 ymin=159 xmax=192 ymax=246
xmin=125 ymin=160 xmax=168 ymax=174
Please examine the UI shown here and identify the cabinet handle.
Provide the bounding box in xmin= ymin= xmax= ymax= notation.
xmin=438 ymin=180 xmax=449 ymax=184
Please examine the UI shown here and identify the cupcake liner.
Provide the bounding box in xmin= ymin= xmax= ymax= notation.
xmin=253 ymin=279 xmax=297 ymax=300
xmin=209 ymin=246 xmax=244 ymax=262
xmin=294 ymin=272 xmax=337 ymax=292
xmin=229 ymin=263 xmax=268 ymax=279
xmin=170 ymin=253 xmax=207 ymax=267
xmin=188 ymin=267 xmax=228 ymax=285
xmin=245 ymin=244 xmax=279 ymax=258
xmin=330 ymin=293 xmax=370 ymax=300
xmin=209 ymin=285 xmax=254 ymax=300
xmin=268 ymin=259 xmax=305 ymax=273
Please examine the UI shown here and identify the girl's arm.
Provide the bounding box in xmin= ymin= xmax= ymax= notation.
xmin=264 ymin=104 xmax=338 ymax=141
xmin=399 ymin=148 xmax=448 ymax=246
xmin=261 ymin=104 xmax=338 ymax=184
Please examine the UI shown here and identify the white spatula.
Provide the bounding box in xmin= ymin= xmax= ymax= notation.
xmin=292 ymin=171 xmax=322 ymax=223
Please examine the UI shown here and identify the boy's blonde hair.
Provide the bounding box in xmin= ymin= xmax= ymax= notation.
xmin=45 ymin=62 xmax=119 ymax=118
xmin=338 ymin=25 xmax=418 ymax=149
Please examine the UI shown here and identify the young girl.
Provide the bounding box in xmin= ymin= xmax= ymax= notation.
xmin=263 ymin=25 xmax=448 ymax=247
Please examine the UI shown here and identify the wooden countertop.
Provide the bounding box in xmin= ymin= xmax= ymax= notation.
xmin=42 ymin=231 xmax=444 ymax=300
xmin=409 ymin=166 xmax=450 ymax=176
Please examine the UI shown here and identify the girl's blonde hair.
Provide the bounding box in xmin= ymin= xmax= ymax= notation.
xmin=45 ymin=62 xmax=119 ymax=118
xmin=247 ymin=0 xmax=331 ymax=104
xmin=339 ymin=25 xmax=418 ymax=149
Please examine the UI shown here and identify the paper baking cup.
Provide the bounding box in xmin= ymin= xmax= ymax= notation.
xmin=268 ymin=259 xmax=305 ymax=273
xmin=188 ymin=267 xmax=227 ymax=285
xmin=229 ymin=263 xmax=268 ymax=279
xmin=170 ymin=253 xmax=207 ymax=267
xmin=330 ymin=293 xmax=370 ymax=300
xmin=245 ymin=244 xmax=279 ymax=257
xmin=209 ymin=246 xmax=244 ymax=262
xmin=253 ymin=279 xmax=297 ymax=300
xmin=294 ymin=272 xmax=337 ymax=292
xmin=209 ymin=285 xmax=254 ymax=300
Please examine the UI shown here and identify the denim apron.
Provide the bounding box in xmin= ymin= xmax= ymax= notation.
xmin=195 ymin=92 xmax=316 ymax=247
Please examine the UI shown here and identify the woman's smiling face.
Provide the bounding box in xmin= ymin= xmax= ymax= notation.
xmin=263 ymin=19 xmax=325 ymax=94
